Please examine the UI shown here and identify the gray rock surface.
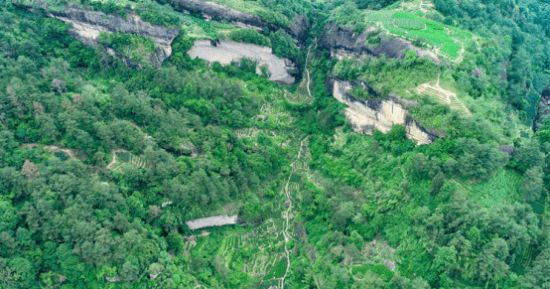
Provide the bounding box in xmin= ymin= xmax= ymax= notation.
xmin=320 ymin=22 xmax=440 ymax=64
xmin=21 ymin=2 xmax=179 ymax=67
xmin=326 ymin=77 xmax=436 ymax=145
xmin=534 ymin=83 xmax=550 ymax=131
xmin=173 ymin=0 xmax=309 ymax=43
xmin=188 ymin=40 xmax=296 ymax=84
xmin=186 ymin=214 xmax=238 ymax=230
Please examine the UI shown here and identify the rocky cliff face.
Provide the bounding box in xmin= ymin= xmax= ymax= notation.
xmin=173 ymin=0 xmax=309 ymax=43
xmin=320 ymin=22 xmax=440 ymax=63
xmin=534 ymin=84 xmax=550 ymax=131
xmin=188 ymin=40 xmax=296 ymax=84
xmin=23 ymin=2 xmax=179 ymax=68
xmin=327 ymin=77 xmax=436 ymax=145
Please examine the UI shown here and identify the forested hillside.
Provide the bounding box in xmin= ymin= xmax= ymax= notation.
xmin=1 ymin=0 xmax=550 ymax=288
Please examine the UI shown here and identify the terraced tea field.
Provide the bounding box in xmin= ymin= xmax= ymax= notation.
xmin=455 ymin=170 xmax=522 ymax=207
xmin=363 ymin=5 xmax=475 ymax=60
xmin=180 ymin=135 xmax=310 ymax=288
xmin=107 ymin=150 xmax=150 ymax=171
xmin=416 ymin=75 xmax=471 ymax=116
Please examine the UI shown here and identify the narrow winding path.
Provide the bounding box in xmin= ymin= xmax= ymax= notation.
xmin=106 ymin=149 xmax=129 ymax=169
xmin=280 ymin=137 xmax=308 ymax=288
xmin=304 ymin=38 xmax=317 ymax=98
xmin=416 ymin=73 xmax=471 ymax=116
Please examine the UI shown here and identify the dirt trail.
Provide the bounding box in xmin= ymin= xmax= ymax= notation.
xmin=19 ymin=143 xmax=80 ymax=161
xmin=280 ymin=137 xmax=308 ymax=287
xmin=304 ymin=38 xmax=317 ymax=98
xmin=131 ymin=122 xmax=152 ymax=139
xmin=416 ymin=73 xmax=472 ymax=116
xmin=106 ymin=149 xmax=129 ymax=169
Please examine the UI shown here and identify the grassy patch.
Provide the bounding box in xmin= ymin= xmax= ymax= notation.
xmin=363 ymin=10 xmax=473 ymax=60
xmin=290 ymin=174 xmax=302 ymax=183
xmin=265 ymin=258 xmax=287 ymax=279
xmin=457 ymin=169 xmax=522 ymax=207
xmin=528 ymin=189 xmax=547 ymax=215
xmin=394 ymin=18 xmax=425 ymax=30
xmin=352 ymin=264 xmax=395 ymax=282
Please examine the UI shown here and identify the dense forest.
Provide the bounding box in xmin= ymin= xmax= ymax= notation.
xmin=1 ymin=0 xmax=550 ymax=288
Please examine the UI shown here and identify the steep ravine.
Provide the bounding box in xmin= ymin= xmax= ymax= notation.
xmin=327 ymin=78 xmax=436 ymax=145
xmin=22 ymin=2 xmax=443 ymax=142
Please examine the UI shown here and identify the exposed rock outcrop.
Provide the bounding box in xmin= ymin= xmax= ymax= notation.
xmin=188 ymin=40 xmax=296 ymax=84
xmin=186 ymin=215 xmax=238 ymax=230
xmin=105 ymin=277 xmax=121 ymax=282
xmin=320 ymin=22 xmax=440 ymax=64
xmin=327 ymin=78 xmax=436 ymax=145
xmin=173 ymin=0 xmax=309 ymax=43
xmin=534 ymin=83 xmax=550 ymax=132
xmin=21 ymin=2 xmax=179 ymax=67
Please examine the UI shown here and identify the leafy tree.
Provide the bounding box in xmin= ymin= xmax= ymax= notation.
xmin=511 ymin=139 xmax=545 ymax=173
xmin=431 ymin=172 xmax=445 ymax=194
xmin=521 ymin=166 xmax=544 ymax=201
xmin=523 ymin=246 xmax=550 ymax=288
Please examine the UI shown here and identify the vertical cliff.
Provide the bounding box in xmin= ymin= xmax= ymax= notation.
xmin=534 ymin=83 xmax=550 ymax=131
xmin=320 ymin=22 xmax=440 ymax=63
xmin=327 ymin=78 xmax=436 ymax=145
xmin=172 ymin=0 xmax=309 ymax=44
xmin=21 ymin=3 xmax=179 ymax=68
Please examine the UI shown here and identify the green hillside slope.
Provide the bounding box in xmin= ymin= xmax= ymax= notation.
xmin=0 ymin=0 xmax=550 ymax=288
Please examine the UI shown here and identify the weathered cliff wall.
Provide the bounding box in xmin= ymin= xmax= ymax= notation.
xmin=21 ymin=2 xmax=179 ymax=67
xmin=173 ymin=0 xmax=309 ymax=43
xmin=327 ymin=78 xmax=436 ymax=145
xmin=320 ymin=22 xmax=440 ymax=64
xmin=534 ymin=83 xmax=550 ymax=131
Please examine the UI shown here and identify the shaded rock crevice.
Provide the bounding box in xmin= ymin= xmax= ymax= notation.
xmin=320 ymin=22 xmax=440 ymax=64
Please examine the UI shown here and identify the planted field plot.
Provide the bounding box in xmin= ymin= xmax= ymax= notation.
xmin=513 ymin=244 xmax=535 ymax=275
xmin=234 ymin=127 xmax=263 ymax=139
xmin=259 ymin=102 xmax=294 ymax=125
xmin=108 ymin=151 xmax=149 ymax=171
xmin=364 ymin=10 xmax=473 ymax=60
xmin=307 ymin=170 xmax=333 ymax=190
xmin=283 ymin=90 xmax=314 ymax=105
xmin=352 ymin=264 xmax=394 ymax=282
xmin=456 ymin=170 xmax=522 ymax=207
xmin=182 ymin=137 xmax=309 ymax=287
xmin=528 ymin=189 xmax=547 ymax=215
xmin=416 ymin=76 xmax=471 ymax=116
xmin=194 ymin=218 xmax=288 ymax=279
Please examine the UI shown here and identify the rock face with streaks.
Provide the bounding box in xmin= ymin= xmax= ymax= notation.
xmin=173 ymin=0 xmax=309 ymax=43
xmin=534 ymin=83 xmax=550 ymax=132
xmin=188 ymin=40 xmax=296 ymax=84
xmin=327 ymin=78 xmax=436 ymax=145
xmin=320 ymin=22 xmax=440 ymax=63
xmin=21 ymin=2 xmax=179 ymax=67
